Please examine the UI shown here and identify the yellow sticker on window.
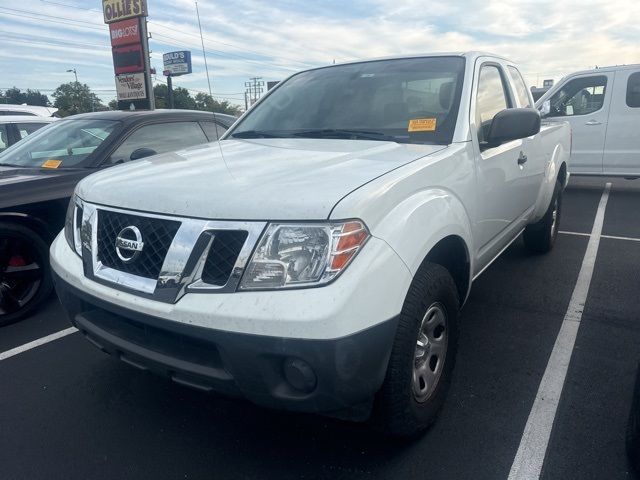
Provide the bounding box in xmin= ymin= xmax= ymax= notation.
xmin=408 ymin=118 xmax=437 ymax=132
xmin=42 ymin=159 xmax=62 ymax=169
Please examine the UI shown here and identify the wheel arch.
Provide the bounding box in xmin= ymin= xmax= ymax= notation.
xmin=0 ymin=212 xmax=54 ymax=242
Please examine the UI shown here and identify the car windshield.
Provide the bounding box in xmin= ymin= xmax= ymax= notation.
xmin=231 ymin=56 xmax=465 ymax=145
xmin=0 ymin=119 xmax=119 ymax=168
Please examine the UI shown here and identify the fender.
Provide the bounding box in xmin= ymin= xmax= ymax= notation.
xmin=369 ymin=188 xmax=474 ymax=301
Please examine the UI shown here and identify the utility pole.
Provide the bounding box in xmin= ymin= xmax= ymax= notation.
xmin=244 ymin=77 xmax=264 ymax=105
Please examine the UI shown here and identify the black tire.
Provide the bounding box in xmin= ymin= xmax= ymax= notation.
xmin=523 ymin=180 xmax=562 ymax=254
xmin=627 ymin=364 xmax=640 ymax=476
xmin=0 ymin=222 xmax=53 ymax=327
xmin=373 ymin=262 xmax=460 ymax=437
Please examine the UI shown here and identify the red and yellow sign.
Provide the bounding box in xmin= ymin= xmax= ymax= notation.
xmin=109 ymin=18 xmax=141 ymax=47
xmin=102 ymin=0 xmax=147 ymax=24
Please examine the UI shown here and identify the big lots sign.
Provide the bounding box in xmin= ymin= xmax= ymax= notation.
xmin=109 ymin=18 xmax=140 ymax=47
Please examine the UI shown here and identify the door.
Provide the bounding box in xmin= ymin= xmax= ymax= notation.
xmin=544 ymin=73 xmax=612 ymax=174
xmin=105 ymin=121 xmax=209 ymax=165
xmin=472 ymin=62 xmax=533 ymax=263
xmin=602 ymin=69 xmax=640 ymax=175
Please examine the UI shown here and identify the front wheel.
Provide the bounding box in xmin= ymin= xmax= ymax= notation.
xmin=0 ymin=223 xmax=53 ymax=327
xmin=373 ymin=262 xmax=459 ymax=437
xmin=523 ymin=180 xmax=562 ymax=254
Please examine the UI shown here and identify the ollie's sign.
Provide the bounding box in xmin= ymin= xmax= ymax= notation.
xmin=109 ymin=18 xmax=140 ymax=47
xmin=102 ymin=0 xmax=147 ymax=24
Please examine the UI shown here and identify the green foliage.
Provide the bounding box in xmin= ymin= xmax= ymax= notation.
xmin=153 ymin=84 xmax=241 ymax=116
xmin=52 ymin=82 xmax=104 ymax=117
xmin=108 ymin=99 xmax=118 ymax=110
xmin=0 ymin=87 xmax=50 ymax=106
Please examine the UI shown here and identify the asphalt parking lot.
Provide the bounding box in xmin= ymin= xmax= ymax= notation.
xmin=1 ymin=176 xmax=639 ymax=480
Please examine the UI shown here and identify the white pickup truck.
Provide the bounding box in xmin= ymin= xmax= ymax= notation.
xmin=51 ymin=52 xmax=570 ymax=436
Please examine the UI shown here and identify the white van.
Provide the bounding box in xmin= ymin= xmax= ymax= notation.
xmin=537 ymin=64 xmax=640 ymax=176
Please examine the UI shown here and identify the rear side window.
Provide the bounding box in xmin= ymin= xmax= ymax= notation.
xmin=108 ymin=121 xmax=209 ymax=164
xmin=626 ymin=72 xmax=640 ymax=108
xmin=547 ymin=75 xmax=607 ymax=117
xmin=475 ymin=65 xmax=510 ymax=143
xmin=0 ymin=124 xmax=9 ymax=152
xmin=1 ymin=111 xmax=36 ymax=116
xmin=507 ymin=66 xmax=532 ymax=108
xmin=17 ymin=123 xmax=48 ymax=139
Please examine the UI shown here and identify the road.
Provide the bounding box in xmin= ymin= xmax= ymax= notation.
xmin=1 ymin=176 xmax=638 ymax=480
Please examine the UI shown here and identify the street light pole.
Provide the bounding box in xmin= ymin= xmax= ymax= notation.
xmin=66 ymin=68 xmax=78 ymax=84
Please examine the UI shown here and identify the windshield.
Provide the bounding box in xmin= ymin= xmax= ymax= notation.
xmin=0 ymin=119 xmax=119 ymax=168
xmin=231 ymin=56 xmax=465 ymax=145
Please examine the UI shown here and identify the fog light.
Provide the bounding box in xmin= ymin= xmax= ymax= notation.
xmin=283 ymin=358 xmax=317 ymax=393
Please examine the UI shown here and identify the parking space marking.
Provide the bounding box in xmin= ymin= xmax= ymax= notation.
xmin=560 ymin=230 xmax=640 ymax=243
xmin=0 ymin=327 xmax=78 ymax=362
xmin=508 ymin=183 xmax=611 ymax=480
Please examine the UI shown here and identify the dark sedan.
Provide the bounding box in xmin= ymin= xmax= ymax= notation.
xmin=0 ymin=109 xmax=236 ymax=325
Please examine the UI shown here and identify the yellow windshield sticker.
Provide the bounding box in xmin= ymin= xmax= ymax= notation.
xmin=42 ymin=159 xmax=62 ymax=169
xmin=408 ymin=118 xmax=437 ymax=132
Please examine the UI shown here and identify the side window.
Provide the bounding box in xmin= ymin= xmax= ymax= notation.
xmin=507 ymin=66 xmax=532 ymax=108
xmin=17 ymin=123 xmax=48 ymax=139
xmin=200 ymin=121 xmax=227 ymax=141
xmin=0 ymin=124 xmax=9 ymax=152
xmin=547 ymin=75 xmax=607 ymax=117
xmin=5 ymin=111 xmax=36 ymax=116
xmin=626 ymin=72 xmax=640 ymax=108
xmin=108 ymin=121 xmax=208 ymax=164
xmin=476 ymin=65 xmax=510 ymax=144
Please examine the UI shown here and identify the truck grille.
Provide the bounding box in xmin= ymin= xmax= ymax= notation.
xmin=201 ymin=231 xmax=249 ymax=286
xmin=97 ymin=210 xmax=181 ymax=280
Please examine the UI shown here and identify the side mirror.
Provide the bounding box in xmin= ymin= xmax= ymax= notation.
xmin=129 ymin=147 xmax=157 ymax=161
xmin=486 ymin=108 xmax=541 ymax=147
xmin=539 ymin=100 xmax=551 ymax=118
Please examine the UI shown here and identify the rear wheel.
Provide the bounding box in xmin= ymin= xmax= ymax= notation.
xmin=373 ymin=262 xmax=459 ymax=437
xmin=0 ymin=223 xmax=52 ymax=327
xmin=523 ymin=180 xmax=562 ymax=254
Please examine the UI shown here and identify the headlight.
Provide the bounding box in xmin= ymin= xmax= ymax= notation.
xmin=239 ymin=220 xmax=369 ymax=290
xmin=64 ymin=195 xmax=83 ymax=257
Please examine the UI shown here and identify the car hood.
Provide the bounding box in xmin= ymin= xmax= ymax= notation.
xmin=77 ymin=139 xmax=446 ymax=220
xmin=0 ymin=166 xmax=89 ymax=209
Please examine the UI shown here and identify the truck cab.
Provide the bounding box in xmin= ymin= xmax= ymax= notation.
xmin=537 ymin=64 xmax=640 ymax=176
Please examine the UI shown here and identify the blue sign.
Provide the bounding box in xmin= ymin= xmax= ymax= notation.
xmin=163 ymin=51 xmax=192 ymax=76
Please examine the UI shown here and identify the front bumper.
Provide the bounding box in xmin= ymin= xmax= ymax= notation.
xmin=54 ymin=272 xmax=399 ymax=414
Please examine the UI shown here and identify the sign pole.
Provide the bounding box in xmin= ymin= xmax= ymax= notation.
xmin=140 ymin=18 xmax=155 ymax=110
xmin=167 ymin=75 xmax=174 ymax=109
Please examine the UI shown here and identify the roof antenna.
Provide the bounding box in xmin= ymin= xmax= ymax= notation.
xmin=195 ymin=0 xmax=227 ymax=164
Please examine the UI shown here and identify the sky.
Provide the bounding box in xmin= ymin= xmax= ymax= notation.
xmin=1 ymin=0 xmax=639 ymax=107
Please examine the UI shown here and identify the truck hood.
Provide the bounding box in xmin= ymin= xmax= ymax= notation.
xmin=77 ymin=139 xmax=446 ymax=220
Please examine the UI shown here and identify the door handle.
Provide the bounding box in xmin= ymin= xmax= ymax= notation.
xmin=517 ymin=151 xmax=528 ymax=165
xmin=585 ymin=120 xmax=602 ymax=126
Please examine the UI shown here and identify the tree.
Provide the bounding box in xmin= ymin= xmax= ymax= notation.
xmin=108 ymin=99 xmax=118 ymax=110
xmin=153 ymin=84 xmax=196 ymax=110
xmin=0 ymin=87 xmax=50 ymax=106
xmin=194 ymin=92 xmax=241 ymax=116
xmin=52 ymin=82 xmax=104 ymax=117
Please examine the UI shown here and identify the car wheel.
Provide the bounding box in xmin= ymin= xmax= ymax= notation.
xmin=373 ymin=262 xmax=459 ymax=437
xmin=523 ymin=180 xmax=562 ymax=254
xmin=0 ymin=222 xmax=53 ymax=327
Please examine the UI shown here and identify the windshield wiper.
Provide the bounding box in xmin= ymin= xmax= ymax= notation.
xmin=0 ymin=163 xmax=23 ymax=168
xmin=231 ymin=130 xmax=288 ymax=139
xmin=290 ymin=129 xmax=401 ymax=142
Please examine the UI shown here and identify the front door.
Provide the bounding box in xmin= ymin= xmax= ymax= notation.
xmin=472 ymin=62 xmax=534 ymax=269
xmin=544 ymin=73 xmax=613 ymax=174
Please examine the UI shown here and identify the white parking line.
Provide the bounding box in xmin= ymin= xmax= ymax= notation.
xmin=561 ymin=230 xmax=640 ymax=243
xmin=508 ymin=182 xmax=612 ymax=480
xmin=0 ymin=327 xmax=78 ymax=362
